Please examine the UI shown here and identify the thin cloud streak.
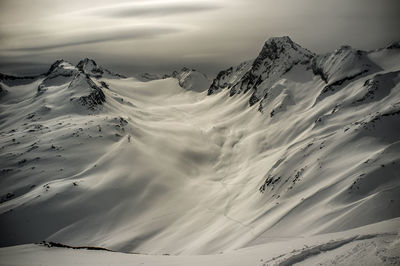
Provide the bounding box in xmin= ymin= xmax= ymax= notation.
xmin=3 ymin=26 xmax=182 ymax=52
xmin=0 ymin=0 xmax=399 ymax=77
xmin=91 ymin=2 xmax=221 ymax=18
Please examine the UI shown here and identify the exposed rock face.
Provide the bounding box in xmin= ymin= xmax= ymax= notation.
xmin=68 ymin=73 xmax=106 ymax=110
xmin=208 ymin=60 xmax=253 ymax=95
xmin=46 ymin=59 xmax=77 ymax=78
xmin=76 ymin=58 xmax=126 ymax=79
xmin=77 ymin=58 xmax=104 ymax=78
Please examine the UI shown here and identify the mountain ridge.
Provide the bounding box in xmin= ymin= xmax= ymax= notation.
xmin=208 ymin=36 xmax=399 ymax=112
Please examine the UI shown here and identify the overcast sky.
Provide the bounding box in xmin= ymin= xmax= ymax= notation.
xmin=0 ymin=0 xmax=399 ymax=76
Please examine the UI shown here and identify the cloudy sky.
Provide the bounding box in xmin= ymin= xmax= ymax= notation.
xmin=0 ymin=0 xmax=399 ymax=76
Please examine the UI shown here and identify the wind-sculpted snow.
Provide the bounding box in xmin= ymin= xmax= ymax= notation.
xmin=0 ymin=37 xmax=400 ymax=262
xmin=311 ymin=46 xmax=382 ymax=105
xmin=311 ymin=46 xmax=379 ymax=84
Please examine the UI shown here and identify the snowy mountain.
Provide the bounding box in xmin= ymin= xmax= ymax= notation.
xmin=209 ymin=36 xmax=314 ymax=107
xmin=208 ymin=59 xmax=253 ymax=95
xmin=137 ymin=67 xmax=211 ymax=92
xmin=169 ymin=67 xmax=211 ymax=92
xmin=1 ymin=37 xmax=400 ymax=265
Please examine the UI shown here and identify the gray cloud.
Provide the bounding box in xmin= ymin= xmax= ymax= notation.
xmin=88 ymin=2 xmax=220 ymax=18
xmin=4 ymin=26 xmax=182 ymax=52
xmin=0 ymin=0 xmax=399 ymax=78
xmin=0 ymin=60 xmax=50 ymax=76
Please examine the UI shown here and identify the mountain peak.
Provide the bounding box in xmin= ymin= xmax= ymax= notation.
xmin=76 ymin=58 xmax=104 ymax=77
xmin=227 ymin=36 xmax=314 ymax=106
xmin=77 ymin=58 xmax=97 ymax=67
xmin=264 ymin=36 xmax=293 ymax=45
xmin=257 ymin=36 xmax=313 ymax=63
xmin=47 ymin=59 xmax=75 ymax=74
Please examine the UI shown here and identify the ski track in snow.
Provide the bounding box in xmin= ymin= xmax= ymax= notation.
xmin=269 ymin=233 xmax=399 ymax=266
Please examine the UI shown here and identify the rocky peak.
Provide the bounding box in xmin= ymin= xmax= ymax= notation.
xmin=258 ymin=36 xmax=296 ymax=60
xmin=45 ymin=59 xmax=78 ymax=80
xmin=252 ymin=36 xmax=313 ymax=74
xmin=228 ymin=36 xmax=313 ymax=106
xmin=47 ymin=59 xmax=76 ymax=75
xmin=76 ymin=58 xmax=104 ymax=78
xmin=261 ymin=36 xmax=310 ymax=57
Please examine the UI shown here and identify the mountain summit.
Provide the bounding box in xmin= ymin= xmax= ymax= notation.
xmin=77 ymin=58 xmax=105 ymax=78
xmin=209 ymin=36 xmax=314 ymax=106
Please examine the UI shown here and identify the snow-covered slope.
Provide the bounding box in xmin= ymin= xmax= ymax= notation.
xmin=135 ymin=67 xmax=210 ymax=92
xmin=1 ymin=37 xmax=400 ymax=264
xmin=1 ymin=218 xmax=399 ymax=266
xmin=76 ymin=58 xmax=126 ymax=79
xmin=209 ymin=36 xmax=314 ymax=106
xmin=208 ymin=59 xmax=253 ymax=95
xmin=169 ymin=67 xmax=211 ymax=92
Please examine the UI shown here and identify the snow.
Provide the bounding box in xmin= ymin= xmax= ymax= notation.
xmin=171 ymin=67 xmax=211 ymax=92
xmin=228 ymin=36 xmax=314 ymax=106
xmin=208 ymin=59 xmax=253 ymax=95
xmin=0 ymin=37 xmax=400 ymax=264
xmin=135 ymin=67 xmax=211 ymax=92
xmin=311 ymin=45 xmax=380 ymax=84
xmin=0 ymin=218 xmax=399 ymax=266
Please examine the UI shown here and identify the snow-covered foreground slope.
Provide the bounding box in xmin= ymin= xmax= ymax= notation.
xmin=1 ymin=38 xmax=400 ymax=264
xmin=1 ymin=218 xmax=399 ymax=266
